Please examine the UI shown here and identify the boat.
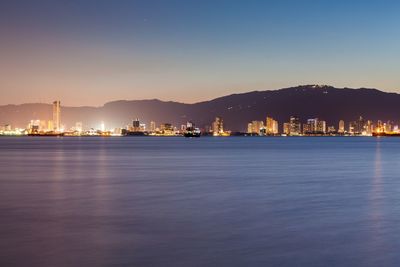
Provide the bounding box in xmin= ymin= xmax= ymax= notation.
xmin=28 ymin=132 xmax=64 ymax=137
xmin=184 ymin=121 xmax=201 ymax=137
xmin=373 ymin=132 xmax=400 ymax=137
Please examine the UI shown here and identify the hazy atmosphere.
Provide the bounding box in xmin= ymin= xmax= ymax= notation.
xmin=1 ymin=0 xmax=399 ymax=106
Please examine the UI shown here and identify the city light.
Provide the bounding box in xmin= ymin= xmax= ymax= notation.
xmin=1 ymin=100 xmax=400 ymax=138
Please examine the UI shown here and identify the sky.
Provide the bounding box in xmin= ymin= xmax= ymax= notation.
xmin=0 ymin=0 xmax=399 ymax=106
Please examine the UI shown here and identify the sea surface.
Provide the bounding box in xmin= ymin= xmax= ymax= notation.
xmin=0 ymin=136 xmax=400 ymax=267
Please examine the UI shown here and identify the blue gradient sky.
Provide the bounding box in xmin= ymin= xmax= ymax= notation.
xmin=0 ymin=0 xmax=399 ymax=106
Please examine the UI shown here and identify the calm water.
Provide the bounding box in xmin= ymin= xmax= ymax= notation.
xmin=0 ymin=137 xmax=400 ymax=266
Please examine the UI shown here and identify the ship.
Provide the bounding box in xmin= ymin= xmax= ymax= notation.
xmin=373 ymin=132 xmax=400 ymax=137
xmin=184 ymin=121 xmax=201 ymax=137
xmin=28 ymin=132 xmax=64 ymax=137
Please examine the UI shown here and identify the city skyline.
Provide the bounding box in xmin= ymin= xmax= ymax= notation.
xmin=1 ymin=0 xmax=400 ymax=106
xmin=1 ymin=97 xmax=398 ymax=137
xmin=2 ymin=84 xmax=400 ymax=131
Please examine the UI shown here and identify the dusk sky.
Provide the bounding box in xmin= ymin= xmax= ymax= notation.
xmin=0 ymin=0 xmax=399 ymax=106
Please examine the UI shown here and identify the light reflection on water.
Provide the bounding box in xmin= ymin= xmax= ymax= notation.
xmin=1 ymin=137 xmax=400 ymax=266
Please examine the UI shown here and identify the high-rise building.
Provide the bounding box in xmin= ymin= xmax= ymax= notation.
xmin=385 ymin=121 xmax=393 ymax=133
xmin=365 ymin=120 xmax=373 ymax=135
xmin=304 ymin=118 xmax=326 ymax=134
xmin=52 ymin=101 xmax=61 ymax=132
xmin=317 ymin=120 xmax=326 ymax=133
xmin=349 ymin=116 xmax=366 ymax=135
xmin=289 ymin=116 xmax=301 ymax=135
xmin=338 ymin=120 xmax=345 ymax=134
xmin=212 ymin=117 xmax=224 ymax=136
xmin=283 ymin=123 xmax=290 ymax=135
xmin=375 ymin=120 xmax=384 ymax=133
xmin=248 ymin=120 xmax=264 ymax=135
xmin=131 ymin=118 xmax=141 ymax=132
xmin=266 ymin=117 xmax=279 ymax=135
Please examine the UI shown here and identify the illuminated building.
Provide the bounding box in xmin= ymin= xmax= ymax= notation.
xmin=132 ymin=118 xmax=141 ymax=132
xmin=284 ymin=116 xmax=301 ymax=136
xmin=150 ymin=121 xmax=156 ymax=132
xmin=247 ymin=123 xmax=253 ymax=134
xmin=365 ymin=120 xmax=373 ymax=135
xmin=317 ymin=120 xmax=326 ymax=133
xmin=248 ymin=120 xmax=264 ymax=135
xmin=349 ymin=116 xmax=365 ymax=135
xmin=384 ymin=121 xmax=393 ymax=133
xmin=327 ymin=126 xmax=336 ymax=134
xmin=338 ymin=120 xmax=345 ymax=134
xmin=29 ymin=120 xmax=41 ymax=134
xmin=302 ymin=118 xmax=326 ymax=134
xmin=47 ymin=120 xmax=54 ymax=132
xmin=52 ymin=100 xmax=61 ymax=132
xmin=212 ymin=117 xmax=224 ymax=136
xmin=266 ymin=117 xmax=279 ymax=135
xmin=302 ymin=123 xmax=311 ymax=135
xmin=375 ymin=120 xmax=384 ymax=133
xmin=283 ymin=123 xmax=290 ymax=135
xmin=160 ymin=123 xmax=174 ymax=135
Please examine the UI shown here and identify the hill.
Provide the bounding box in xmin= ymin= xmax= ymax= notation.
xmin=1 ymin=85 xmax=399 ymax=131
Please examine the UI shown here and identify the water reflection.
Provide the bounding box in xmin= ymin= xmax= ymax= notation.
xmin=366 ymin=140 xmax=386 ymax=264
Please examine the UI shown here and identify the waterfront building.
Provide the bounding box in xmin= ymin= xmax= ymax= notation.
xmin=338 ymin=120 xmax=345 ymax=134
xmin=29 ymin=120 xmax=41 ymax=134
xmin=375 ymin=120 xmax=384 ymax=133
xmin=132 ymin=118 xmax=141 ymax=132
xmin=283 ymin=123 xmax=290 ymax=135
xmin=160 ymin=123 xmax=173 ymax=134
xmin=248 ymin=120 xmax=264 ymax=135
xmin=212 ymin=117 xmax=224 ymax=136
xmin=317 ymin=120 xmax=326 ymax=133
xmin=384 ymin=121 xmax=393 ymax=133
xmin=52 ymin=100 xmax=61 ymax=132
xmin=247 ymin=123 xmax=253 ymax=134
xmin=47 ymin=120 xmax=54 ymax=132
xmin=304 ymin=118 xmax=326 ymax=134
xmin=365 ymin=120 xmax=373 ymax=135
xmin=349 ymin=116 xmax=366 ymax=135
xmin=327 ymin=126 xmax=336 ymax=134
xmin=266 ymin=117 xmax=279 ymax=135
xmin=302 ymin=123 xmax=311 ymax=135
xmin=286 ymin=116 xmax=301 ymax=136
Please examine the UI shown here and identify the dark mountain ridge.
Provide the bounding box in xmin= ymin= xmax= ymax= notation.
xmin=1 ymin=85 xmax=399 ymax=132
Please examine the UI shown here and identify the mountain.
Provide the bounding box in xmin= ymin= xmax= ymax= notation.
xmin=1 ymin=85 xmax=400 ymax=132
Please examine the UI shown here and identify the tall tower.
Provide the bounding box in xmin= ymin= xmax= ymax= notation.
xmin=53 ymin=101 xmax=61 ymax=132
